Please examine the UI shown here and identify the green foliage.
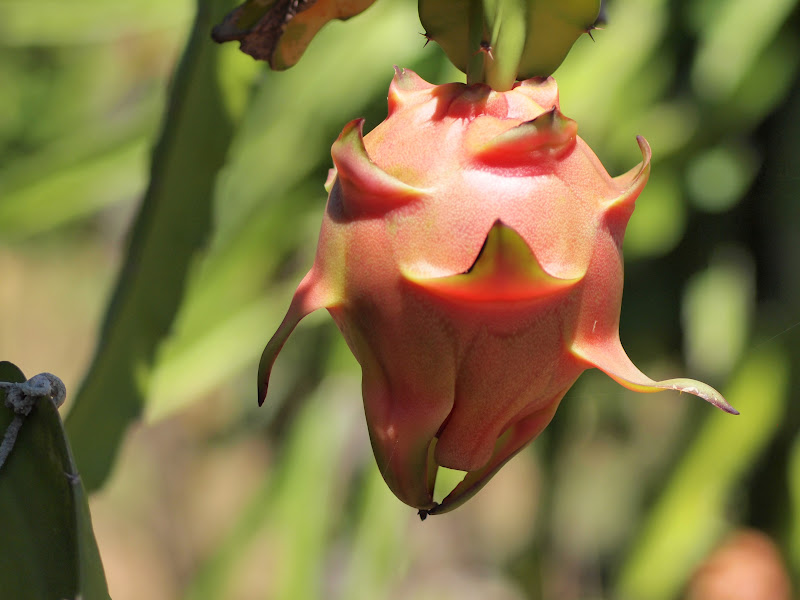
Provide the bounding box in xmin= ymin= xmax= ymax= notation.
xmin=65 ymin=0 xmax=241 ymax=491
xmin=616 ymin=348 xmax=789 ymax=600
xmin=0 ymin=362 xmax=109 ymax=599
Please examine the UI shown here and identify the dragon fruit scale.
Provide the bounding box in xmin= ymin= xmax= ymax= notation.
xmin=258 ymin=68 xmax=737 ymax=516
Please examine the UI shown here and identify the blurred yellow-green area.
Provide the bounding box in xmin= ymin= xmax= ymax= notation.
xmin=1 ymin=0 xmax=799 ymax=598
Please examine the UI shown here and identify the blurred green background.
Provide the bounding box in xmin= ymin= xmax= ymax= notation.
xmin=1 ymin=0 xmax=799 ymax=598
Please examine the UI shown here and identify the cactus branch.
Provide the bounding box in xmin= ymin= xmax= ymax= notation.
xmin=466 ymin=0 xmax=487 ymax=85
xmin=0 ymin=373 xmax=66 ymax=472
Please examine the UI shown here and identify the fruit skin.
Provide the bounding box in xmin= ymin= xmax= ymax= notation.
xmin=259 ymin=68 xmax=737 ymax=514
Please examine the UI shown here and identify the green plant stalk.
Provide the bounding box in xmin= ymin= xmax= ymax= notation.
xmin=484 ymin=0 xmax=527 ymax=90
xmin=466 ymin=0 xmax=486 ymax=85
xmin=65 ymin=0 xmax=240 ymax=491
xmin=466 ymin=0 xmax=528 ymax=88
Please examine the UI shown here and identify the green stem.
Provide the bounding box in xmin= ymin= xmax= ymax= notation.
xmin=465 ymin=0 xmax=485 ymax=85
xmin=485 ymin=0 xmax=527 ymax=91
xmin=65 ymin=0 xmax=238 ymax=491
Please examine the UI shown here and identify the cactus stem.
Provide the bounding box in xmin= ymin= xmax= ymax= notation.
xmin=466 ymin=0 xmax=486 ymax=85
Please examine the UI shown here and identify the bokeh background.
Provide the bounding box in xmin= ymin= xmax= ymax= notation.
xmin=1 ymin=0 xmax=799 ymax=598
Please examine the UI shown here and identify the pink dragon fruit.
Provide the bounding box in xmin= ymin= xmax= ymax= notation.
xmin=259 ymin=68 xmax=737 ymax=516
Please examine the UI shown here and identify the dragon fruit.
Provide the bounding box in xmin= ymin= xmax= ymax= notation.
xmin=258 ymin=68 xmax=737 ymax=516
